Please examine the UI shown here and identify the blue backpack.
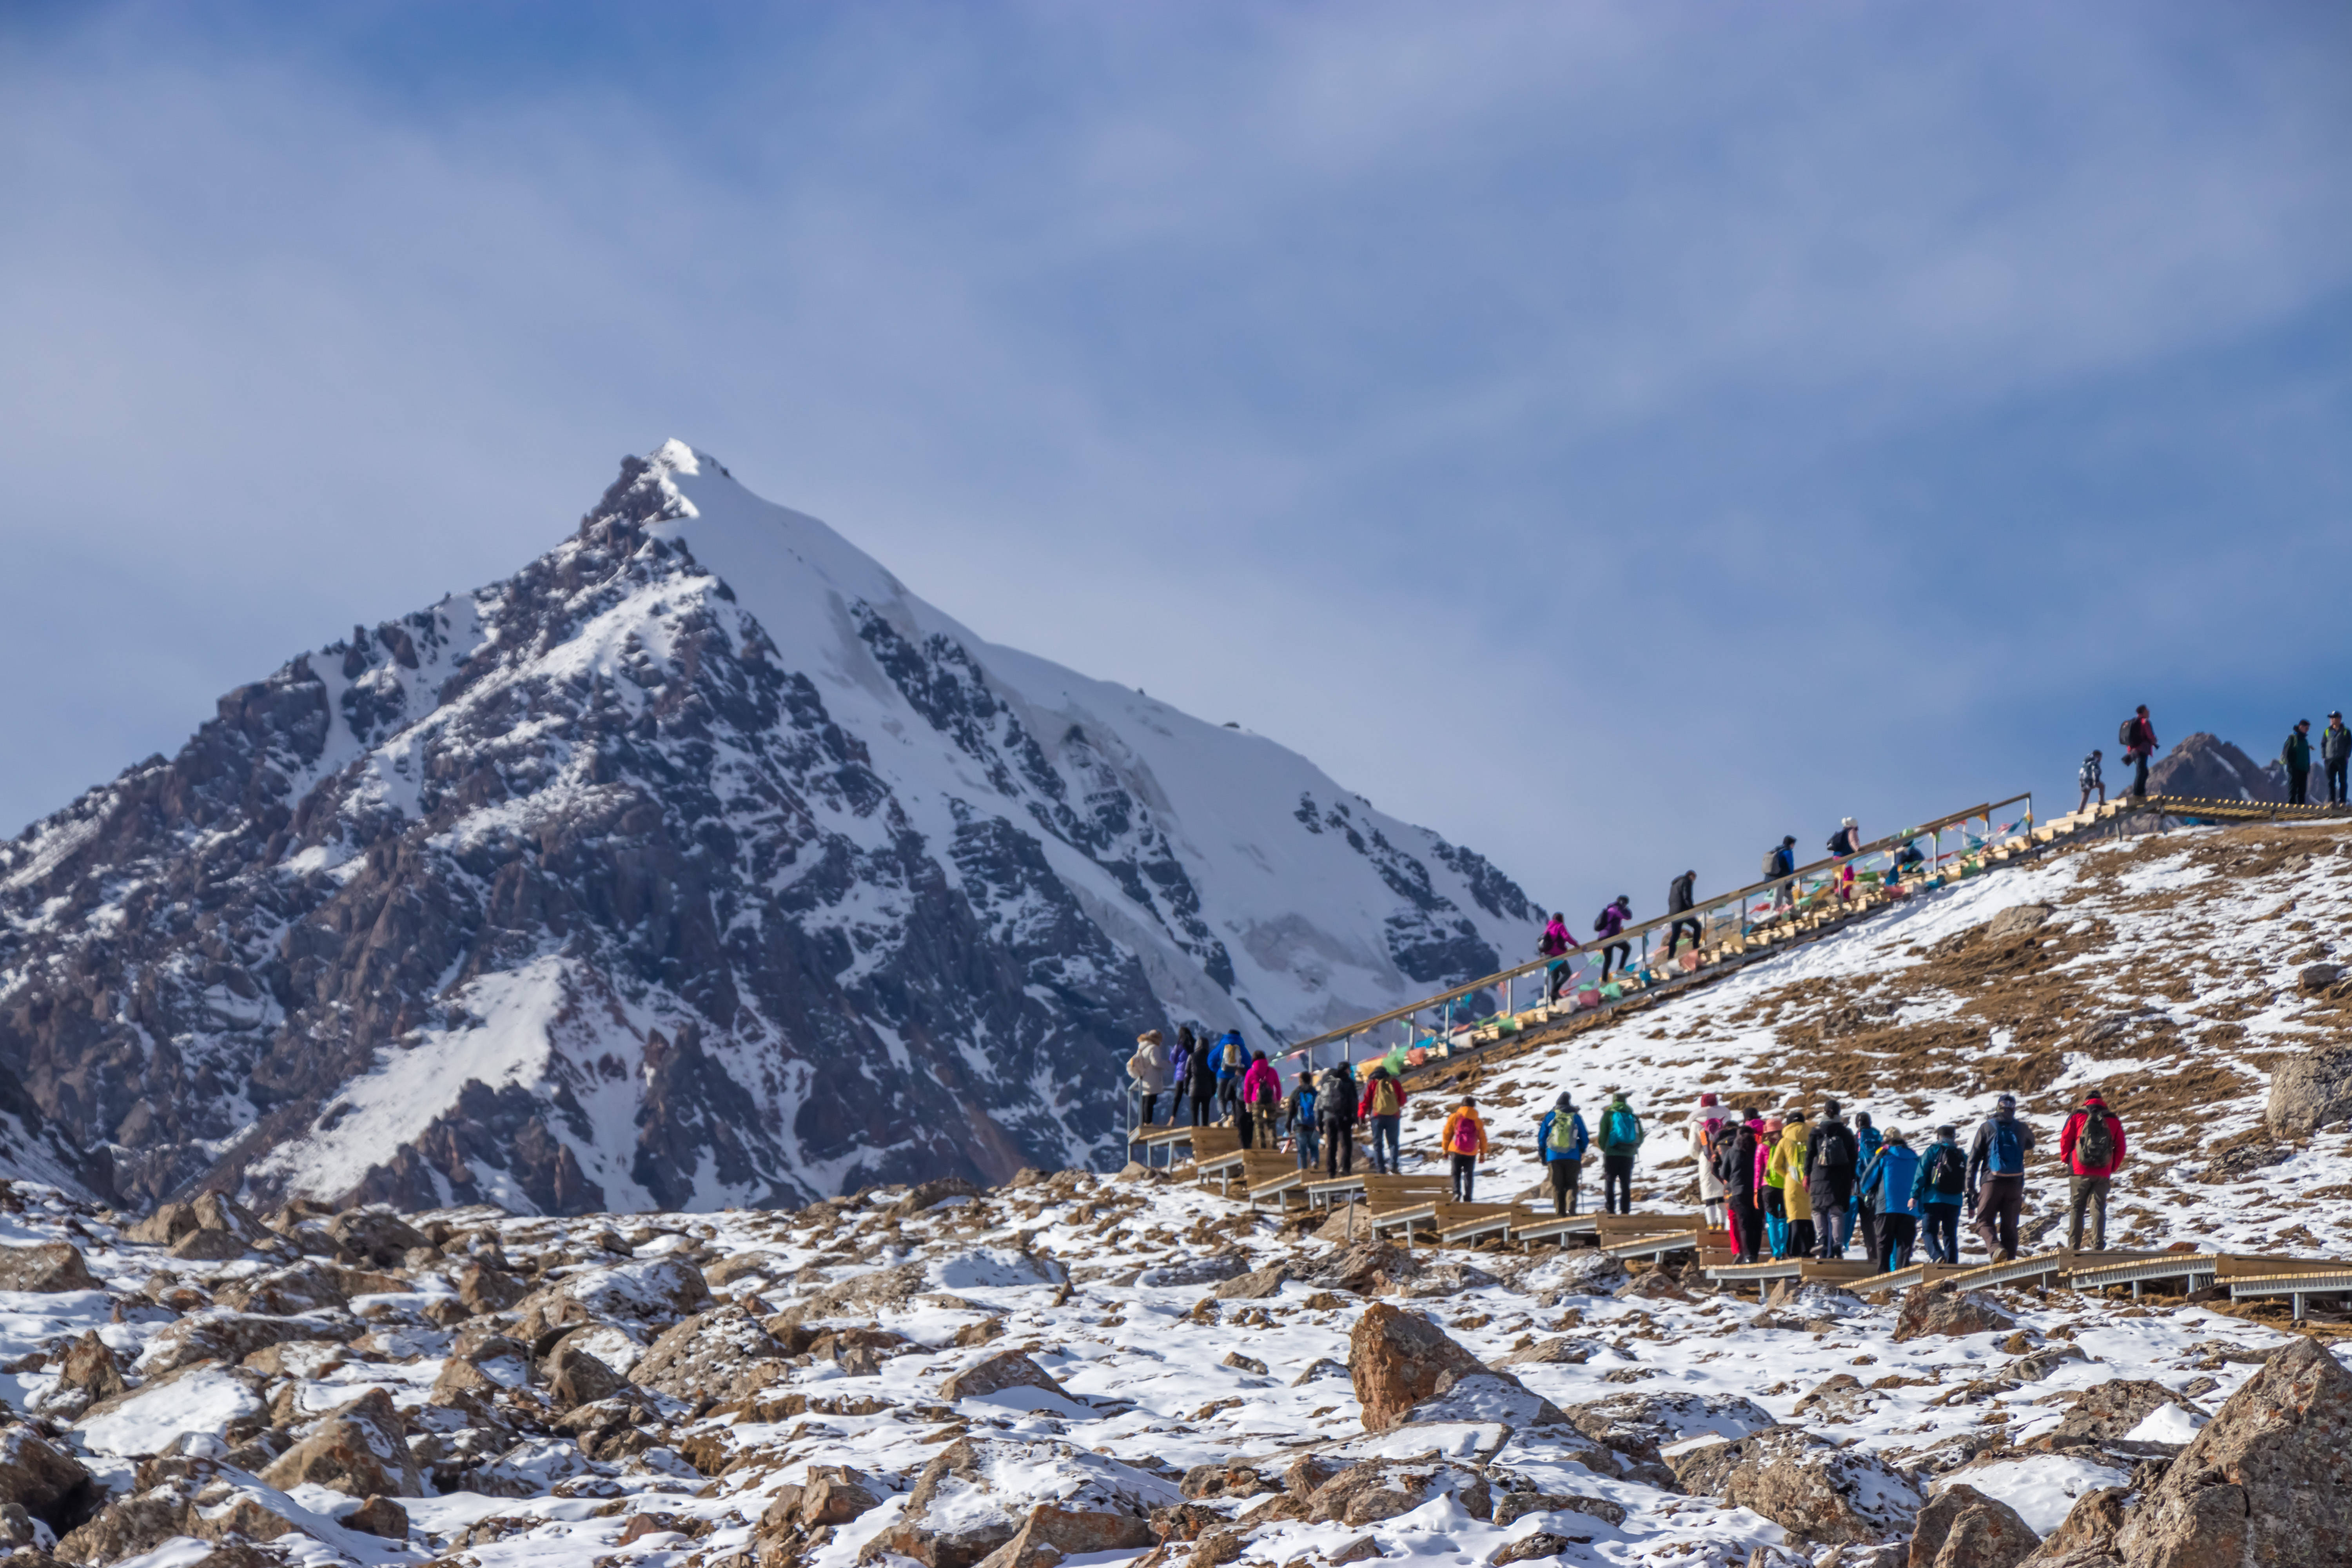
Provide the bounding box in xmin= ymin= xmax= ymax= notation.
xmin=1987 ymin=1118 xmax=2025 ymax=1175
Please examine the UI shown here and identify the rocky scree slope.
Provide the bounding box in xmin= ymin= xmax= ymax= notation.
xmin=0 ymin=1153 xmax=2340 ymax=1568
xmin=0 ymin=442 xmax=1531 ymax=1214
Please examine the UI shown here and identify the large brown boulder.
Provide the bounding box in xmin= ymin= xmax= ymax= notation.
xmin=1561 ymin=1391 xmax=1776 ymax=1490
xmin=2110 ymin=1336 xmax=2352 ymax=1567
xmin=125 ymin=1204 xmax=198 ymax=1247
xmin=2268 ymin=1045 xmax=2352 ymax=1137
xmin=1299 ymin=1459 xmax=1491 ymax=1526
xmin=939 ymin=1351 xmax=1069 ymax=1405
xmin=547 ymin=1343 xmax=629 ymax=1408
xmin=2046 ymin=1379 xmax=2181 ymax=1447
xmin=1346 ymin=1303 xmax=1486 ymax=1431
xmin=1710 ymin=1427 xmax=1922 ymax=1545
xmin=1307 ymin=1241 xmax=1417 ymax=1297
xmin=1210 ymin=1263 xmax=1289 ymax=1301
xmin=0 ymin=1245 xmax=97 ymax=1294
xmin=325 ymin=1209 xmax=430 ymax=1268
xmin=454 ymin=1262 xmax=526 ymax=1316
xmin=1911 ymin=1484 xmax=2039 ymax=1568
xmin=630 ymin=1304 xmax=788 ymax=1403
xmin=2016 ymin=1488 xmax=2126 ymax=1567
xmin=258 ymin=1388 xmax=423 ymax=1498
xmin=971 ymin=1503 xmax=1152 ymax=1568
xmin=140 ymin=1310 xmax=358 ymax=1374
xmin=859 ymin=1439 xmax=1173 ymax=1568
xmin=0 ymin=1425 xmax=96 ymax=1534
xmin=1894 ymin=1284 xmax=2017 ymax=1343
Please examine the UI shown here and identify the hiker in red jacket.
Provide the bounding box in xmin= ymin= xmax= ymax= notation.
xmin=2058 ymin=1092 xmax=2128 ymax=1250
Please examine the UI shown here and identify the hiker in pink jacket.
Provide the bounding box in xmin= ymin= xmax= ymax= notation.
xmin=1238 ymin=1053 xmax=1283 ymax=1151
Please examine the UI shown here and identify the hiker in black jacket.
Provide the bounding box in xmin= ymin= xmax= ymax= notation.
xmin=1665 ymin=870 xmax=1700 ymax=958
xmin=1318 ymin=1061 xmax=1359 ymax=1177
xmin=2325 ymin=712 xmax=2352 ymax=805
xmin=1804 ymin=1099 xmax=1861 ymax=1259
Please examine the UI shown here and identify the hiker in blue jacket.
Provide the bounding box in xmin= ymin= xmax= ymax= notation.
xmin=1858 ymin=1129 xmax=1922 ymax=1271
xmin=1286 ymin=1071 xmax=1320 ymax=1171
xmin=1911 ymin=1124 xmax=1968 ymax=1263
xmin=1966 ymin=1094 xmax=2038 ymax=1261
xmin=1851 ymin=1111 xmax=1884 ymax=1265
xmin=1534 ymin=1093 xmax=1590 ymax=1216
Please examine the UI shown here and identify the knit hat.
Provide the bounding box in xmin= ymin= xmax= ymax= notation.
xmin=1699 ymin=1092 xmax=1720 ymax=1107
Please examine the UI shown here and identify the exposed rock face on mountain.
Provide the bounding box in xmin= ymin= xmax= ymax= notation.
xmin=0 ymin=443 xmax=1532 ymax=1213
xmin=2146 ymin=732 xmax=2287 ymax=802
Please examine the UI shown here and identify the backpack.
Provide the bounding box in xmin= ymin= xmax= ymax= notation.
xmin=1449 ymin=1115 xmax=1482 ymax=1154
xmin=1371 ymin=1079 xmax=1401 ymax=1116
xmin=1817 ymin=1126 xmax=1852 ymax=1171
xmin=1602 ymin=1107 xmax=1642 ymax=1151
xmin=1546 ymin=1112 xmax=1580 ymax=1156
xmin=2076 ymin=1110 xmax=2116 ymax=1169
xmin=1762 ymin=850 xmax=1781 ymax=880
xmin=1926 ymin=1144 xmax=1966 ymax=1195
xmin=1708 ymin=1123 xmax=1744 ymax=1184
xmin=1826 ymin=832 xmax=1845 ymax=857
xmin=1987 ymin=1118 xmax=2025 ymax=1175
xmin=2118 ymin=717 xmax=2137 ymax=748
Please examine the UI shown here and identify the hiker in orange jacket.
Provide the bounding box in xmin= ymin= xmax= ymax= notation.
xmin=1439 ymin=1097 xmax=1490 ymax=1202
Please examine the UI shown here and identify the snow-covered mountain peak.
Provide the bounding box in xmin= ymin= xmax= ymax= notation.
xmin=0 ymin=448 xmax=1535 ymax=1214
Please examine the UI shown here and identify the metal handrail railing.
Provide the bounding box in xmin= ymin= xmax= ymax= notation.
xmin=1275 ymin=792 xmax=2034 ymax=1067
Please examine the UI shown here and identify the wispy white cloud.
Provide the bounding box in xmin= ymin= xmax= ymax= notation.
xmin=0 ymin=0 xmax=2346 ymax=911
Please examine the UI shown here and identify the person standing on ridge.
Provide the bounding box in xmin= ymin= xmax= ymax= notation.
xmin=1716 ymin=1109 xmax=1767 ymax=1261
xmin=1665 ymin=871 xmax=1700 ymax=959
xmin=1167 ymin=1028 xmax=1196 ymax=1125
xmin=1439 ymin=1096 xmax=1490 ymax=1202
xmin=1804 ymin=1098 xmax=1861 ymax=1259
xmin=2282 ymin=720 xmax=2314 ymax=806
xmin=1771 ymin=1111 xmax=1815 ymax=1257
xmin=1187 ymin=1040 xmax=1217 ymax=1130
xmin=2325 ymin=711 xmax=2352 ymax=805
xmin=1216 ymin=1031 xmax=1248 ymax=1129
xmin=1688 ymin=1093 xmax=1729 ymax=1229
xmin=1240 ymin=1051 xmax=1281 ymax=1151
xmin=1286 ymin=1069 xmax=1320 ymax=1170
xmin=1536 ymin=1093 xmax=1589 ymax=1216
xmin=1594 ymin=896 xmax=1634 ymax=981
xmin=1318 ymin=1060 xmax=1359 ymax=1177
xmin=1538 ymin=912 xmax=1577 ymax=1002
xmin=2122 ymin=706 xmax=2158 ymax=799
xmin=1127 ymin=1030 xmax=1171 ymax=1131
xmin=1859 ymin=1129 xmax=1922 ymax=1270
xmin=1766 ymin=836 xmax=1798 ymax=912
xmin=1851 ymin=1110 xmax=1883 ymax=1265
xmin=1597 ymin=1092 xmax=1644 ymax=1213
xmin=2058 ymin=1091 xmax=2127 ymax=1251
xmin=1966 ymin=1093 xmax=2038 ymax=1261
xmin=1828 ymin=818 xmax=1861 ymax=900
xmin=1759 ymin=1114 xmax=1789 ymax=1256
xmin=1360 ymin=1066 xmax=1407 ymax=1174
xmin=2078 ymin=750 xmax=2105 ymax=811
xmin=1913 ymin=1123 xmax=1968 ymax=1263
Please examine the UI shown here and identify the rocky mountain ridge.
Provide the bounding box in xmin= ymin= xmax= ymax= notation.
xmin=0 ymin=442 xmax=1532 ymax=1214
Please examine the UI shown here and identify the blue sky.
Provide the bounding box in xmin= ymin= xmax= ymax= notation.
xmin=3 ymin=0 xmax=2348 ymax=919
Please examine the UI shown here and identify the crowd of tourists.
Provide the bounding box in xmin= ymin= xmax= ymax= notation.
xmin=1682 ymin=1089 xmax=2128 ymax=1269
xmin=1128 ymin=1027 xmax=2130 ymax=1270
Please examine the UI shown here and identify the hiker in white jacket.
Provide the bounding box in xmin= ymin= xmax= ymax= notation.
xmin=1689 ymin=1092 xmax=1730 ymax=1229
xmin=1128 ymin=1031 xmax=1172 ymax=1129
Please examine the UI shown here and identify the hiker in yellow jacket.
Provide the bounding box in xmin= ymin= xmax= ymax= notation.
xmin=1439 ymin=1098 xmax=1490 ymax=1204
xmin=1769 ymin=1113 xmax=1816 ymax=1255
